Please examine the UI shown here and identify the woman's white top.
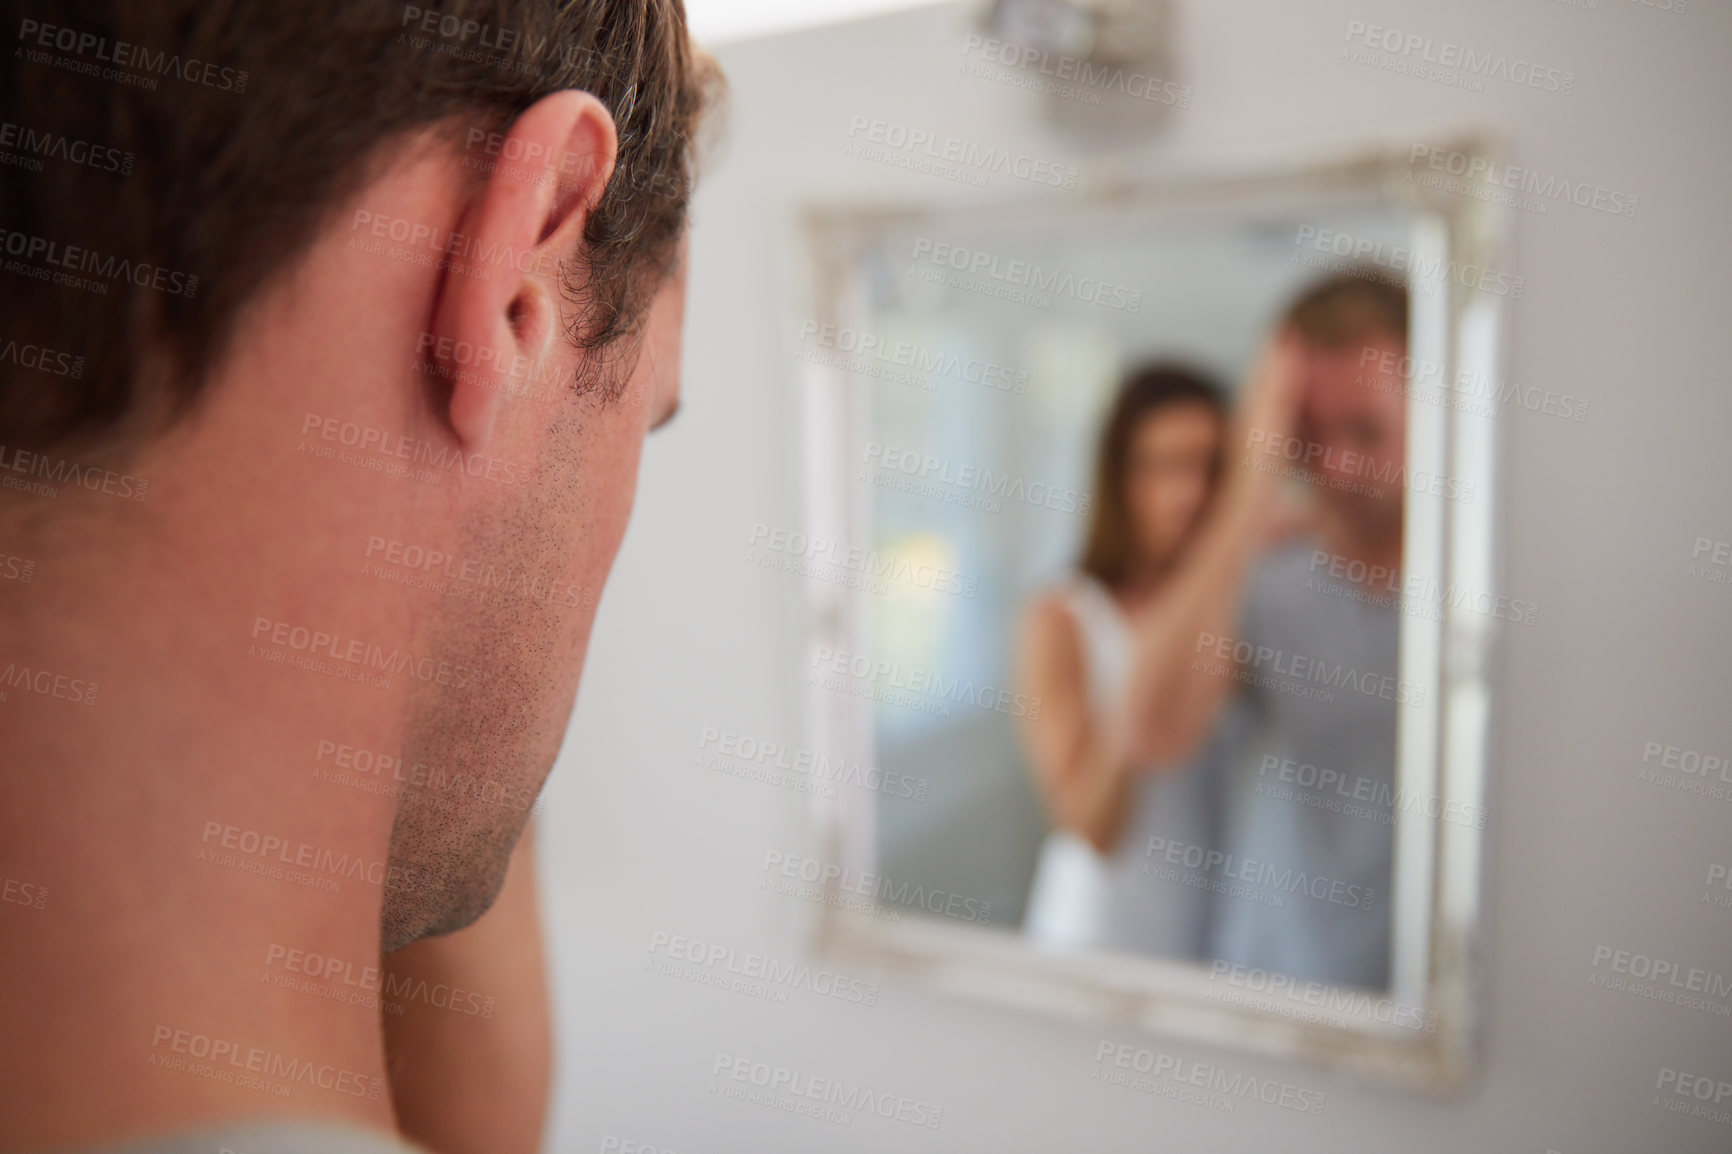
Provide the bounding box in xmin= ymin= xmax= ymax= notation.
xmin=1021 ymin=574 xmax=1218 ymax=959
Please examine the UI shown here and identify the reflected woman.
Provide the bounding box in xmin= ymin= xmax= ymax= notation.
xmin=1015 ymin=342 xmax=1301 ymax=958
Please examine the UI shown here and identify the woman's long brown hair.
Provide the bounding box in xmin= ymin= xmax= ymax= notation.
xmin=1078 ymin=363 xmax=1227 ymax=589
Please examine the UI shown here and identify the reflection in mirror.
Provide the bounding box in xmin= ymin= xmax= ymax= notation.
xmin=867 ymin=206 xmax=1417 ymax=987
xmin=803 ymin=151 xmax=1498 ymax=1085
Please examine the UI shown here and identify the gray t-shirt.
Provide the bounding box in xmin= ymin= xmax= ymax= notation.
xmin=37 ymin=1120 xmax=427 ymax=1154
xmin=1206 ymin=539 xmax=1399 ymax=990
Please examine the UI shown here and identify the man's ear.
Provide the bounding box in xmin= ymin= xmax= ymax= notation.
xmin=432 ymin=90 xmax=618 ymax=448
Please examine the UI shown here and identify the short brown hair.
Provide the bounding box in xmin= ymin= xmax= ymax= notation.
xmin=0 ymin=1 xmax=722 ymax=456
xmin=1281 ymin=271 xmax=1408 ymax=348
xmin=1079 ymin=363 xmax=1226 ymax=589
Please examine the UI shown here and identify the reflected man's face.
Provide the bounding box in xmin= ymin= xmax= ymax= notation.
xmin=1125 ymin=401 xmax=1223 ymax=567
xmin=1297 ymin=331 xmax=1407 ymax=531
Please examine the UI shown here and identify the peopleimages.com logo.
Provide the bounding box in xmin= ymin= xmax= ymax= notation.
xmin=1206 ymin=960 xmax=1437 ymax=1033
xmin=797 ymin=320 xmax=1029 ymax=393
xmin=747 ymin=523 xmax=978 ymax=598
xmin=1293 ymin=224 xmax=1524 ymax=299
xmin=15 ymin=19 xmax=250 ymax=93
xmin=1093 ymin=1040 xmax=1327 ymax=1114
xmin=909 ymin=238 xmax=1143 ymax=312
xmin=810 ymin=645 xmax=1040 ymax=719
xmin=0 ymin=659 xmax=98 ymax=705
xmin=711 ymin=1053 xmax=943 ymax=1129
xmin=1407 ymin=144 xmax=1637 ymax=219
xmin=760 ymin=850 xmax=992 ymax=924
xmin=846 ymin=115 xmax=1078 ymax=189
xmin=863 ymin=442 xmax=1089 ymax=516
xmin=1342 ymin=20 xmax=1575 ymax=95
xmin=250 ymin=616 xmax=480 ymax=690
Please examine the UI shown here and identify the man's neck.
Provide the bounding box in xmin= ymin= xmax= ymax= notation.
xmin=1317 ymin=505 xmax=1405 ymax=584
xmin=0 ymin=509 xmax=403 ymax=1149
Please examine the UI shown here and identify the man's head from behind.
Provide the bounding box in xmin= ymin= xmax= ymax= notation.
xmin=1281 ymin=272 xmax=1409 ymax=539
xmin=0 ymin=1 xmax=721 ymax=950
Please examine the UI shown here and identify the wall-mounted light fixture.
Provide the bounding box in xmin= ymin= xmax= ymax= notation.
xmin=977 ymin=0 xmax=1180 ymax=138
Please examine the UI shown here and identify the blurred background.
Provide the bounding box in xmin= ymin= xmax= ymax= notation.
xmin=536 ymin=1 xmax=1732 ymax=1150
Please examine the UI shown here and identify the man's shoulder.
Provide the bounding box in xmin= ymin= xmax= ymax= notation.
xmin=44 ymin=1120 xmax=427 ymax=1154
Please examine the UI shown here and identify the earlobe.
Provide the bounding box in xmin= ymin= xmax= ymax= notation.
xmin=429 ymin=90 xmax=620 ymax=451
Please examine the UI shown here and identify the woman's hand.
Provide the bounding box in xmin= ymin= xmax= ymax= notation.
xmin=1235 ymin=326 xmax=1307 ymax=454
xmin=1117 ymin=328 xmax=1310 ymax=766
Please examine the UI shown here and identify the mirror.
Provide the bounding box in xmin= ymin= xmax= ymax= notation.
xmin=797 ymin=141 xmax=1504 ymax=1089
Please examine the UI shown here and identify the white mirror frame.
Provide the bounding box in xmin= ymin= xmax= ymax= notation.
xmin=794 ymin=137 xmax=1508 ymax=1093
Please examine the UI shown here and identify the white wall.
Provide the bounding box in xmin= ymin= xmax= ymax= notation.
xmin=540 ymin=2 xmax=1732 ymax=1150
